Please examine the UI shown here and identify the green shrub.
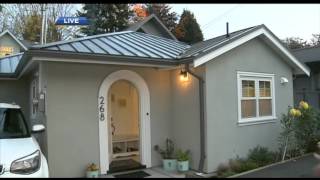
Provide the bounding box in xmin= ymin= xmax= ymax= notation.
xmin=216 ymin=146 xmax=278 ymax=178
xmin=279 ymin=101 xmax=320 ymax=160
xmin=247 ymin=146 xmax=276 ymax=166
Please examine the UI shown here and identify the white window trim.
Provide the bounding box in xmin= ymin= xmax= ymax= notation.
xmin=237 ymin=71 xmax=276 ymax=125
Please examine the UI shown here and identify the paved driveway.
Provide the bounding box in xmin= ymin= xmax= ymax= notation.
xmin=235 ymin=154 xmax=319 ymax=178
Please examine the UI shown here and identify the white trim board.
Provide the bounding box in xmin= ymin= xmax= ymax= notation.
xmin=193 ymin=27 xmax=310 ymax=76
xmin=98 ymin=70 xmax=152 ymax=174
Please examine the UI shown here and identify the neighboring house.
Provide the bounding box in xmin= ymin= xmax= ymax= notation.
xmin=292 ymin=46 xmax=320 ymax=109
xmin=125 ymin=14 xmax=177 ymax=40
xmin=0 ymin=30 xmax=28 ymax=57
xmin=0 ymin=17 xmax=310 ymax=178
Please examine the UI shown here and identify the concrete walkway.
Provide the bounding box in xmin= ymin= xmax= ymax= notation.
xmin=234 ymin=154 xmax=319 ymax=178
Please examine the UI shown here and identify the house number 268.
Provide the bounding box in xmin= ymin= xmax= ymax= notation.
xmin=99 ymin=96 xmax=105 ymax=121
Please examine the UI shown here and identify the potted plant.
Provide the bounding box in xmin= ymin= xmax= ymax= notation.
xmin=176 ymin=149 xmax=190 ymax=172
xmin=86 ymin=163 xmax=99 ymax=178
xmin=154 ymin=138 xmax=177 ymax=171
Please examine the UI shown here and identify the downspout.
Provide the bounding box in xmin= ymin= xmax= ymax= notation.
xmin=183 ymin=63 xmax=206 ymax=173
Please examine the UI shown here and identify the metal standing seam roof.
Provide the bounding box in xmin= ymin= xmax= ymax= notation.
xmin=31 ymin=31 xmax=191 ymax=60
xmin=0 ymin=53 xmax=23 ymax=74
xmin=3 ymin=24 xmax=301 ymax=77
xmin=180 ymin=25 xmax=260 ymax=58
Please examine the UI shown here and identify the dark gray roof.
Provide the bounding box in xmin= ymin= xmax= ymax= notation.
xmin=180 ymin=25 xmax=260 ymax=58
xmin=0 ymin=53 xmax=23 ymax=73
xmin=4 ymin=24 xmax=307 ymax=77
xmin=291 ymin=46 xmax=320 ymax=63
xmin=32 ymin=31 xmax=190 ymax=60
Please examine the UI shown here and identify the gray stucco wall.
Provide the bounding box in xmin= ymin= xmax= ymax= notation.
xmin=204 ymin=38 xmax=294 ymax=173
xmin=41 ymin=62 xmax=174 ymax=177
xmin=0 ymin=76 xmax=30 ymax=126
xmin=170 ymin=68 xmax=204 ymax=171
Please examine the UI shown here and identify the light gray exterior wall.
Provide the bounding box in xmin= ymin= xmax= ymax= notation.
xmin=0 ymin=76 xmax=30 ymax=125
xmin=170 ymin=67 xmax=204 ymax=171
xmin=0 ymin=34 xmax=22 ymax=56
xmin=41 ymin=62 xmax=174 ymax=177
xmin=204 ymin=38 xmax=294 ymax=173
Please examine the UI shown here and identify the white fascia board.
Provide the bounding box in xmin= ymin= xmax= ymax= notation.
xmin=193 ymin=28 xmax=310 ymax=76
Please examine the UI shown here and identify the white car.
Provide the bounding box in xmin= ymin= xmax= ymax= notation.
xmin=0 ymin=103 xmax=49 ymax=177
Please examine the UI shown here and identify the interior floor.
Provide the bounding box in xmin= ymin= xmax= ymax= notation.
xmin=108 ymin=80 xmax=142 ymax=173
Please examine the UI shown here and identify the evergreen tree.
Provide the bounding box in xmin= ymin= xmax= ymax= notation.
xmin=146 ymin=4 xmax=178 ymax=32
xmin=22 ymin=13 xmax=42 ymax=42
xmin=78 ymin=4 xmax=133 ymax=35
xmin=173 ymin=9 xmax=203 ymax=44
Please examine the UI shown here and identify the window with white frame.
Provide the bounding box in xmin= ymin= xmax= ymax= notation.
xmin=237 ymin=72 xmax=276 ymax=124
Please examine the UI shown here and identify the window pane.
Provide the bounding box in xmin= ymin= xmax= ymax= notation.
xmin=242 ymin=80 xmax=255 ymax=97
xmin=241 ymin=100 xmax=256 ymax=118
xmin=259 ymin=81 xmax=271 ymax=97
xmin=259 ymin=99 xmax=272 ymax=116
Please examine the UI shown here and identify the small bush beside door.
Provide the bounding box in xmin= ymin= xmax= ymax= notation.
xmin=176 ymin=149 xmax=190 ymax=172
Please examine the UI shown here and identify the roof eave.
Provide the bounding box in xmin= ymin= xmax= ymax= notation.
xmin=192 ymin=25 xmax=310 ymax=77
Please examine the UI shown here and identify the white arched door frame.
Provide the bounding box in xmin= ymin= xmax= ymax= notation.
xmin=98 ymin=70 xmax=151 ymax=174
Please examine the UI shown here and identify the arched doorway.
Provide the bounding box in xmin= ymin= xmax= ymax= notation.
xmin=98 ymin=70 xmax=151 ymax=174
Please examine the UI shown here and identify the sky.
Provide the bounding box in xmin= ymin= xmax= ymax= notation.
xmin=170 ymin=4 xmax=320 ymax=41
xmin=73 ymin=4 xmax=320 ymax=42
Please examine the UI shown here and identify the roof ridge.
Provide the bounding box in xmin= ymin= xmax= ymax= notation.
xmin=31 ymin=31 xmax=134 ymax=49
xmin=133 ymin=31 xmax=190 ymax=47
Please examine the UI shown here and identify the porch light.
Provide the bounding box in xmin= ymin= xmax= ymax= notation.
xmin=180 ymin=70 xmax=189 ymax=82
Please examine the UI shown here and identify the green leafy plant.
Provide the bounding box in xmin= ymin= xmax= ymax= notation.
xmin=278 ymin=101 xmax=320 ymax=160
xmin=216 ymin=146 xmax=279 ymax=178
xmin=247 ymin=146 xmax=277 ymax=166
xmin=87 ymin=163 xmax=99 ymax=171
xmin=176 ymin=149 xmax=190 ymax=161
xmin=154 ymin=138 xmax=175 ymax=159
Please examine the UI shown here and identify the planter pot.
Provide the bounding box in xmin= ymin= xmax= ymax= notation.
xmin=163 ymin=159 xmax=177 ymax=171
xmin=177 ymin=161 xmax=189 ymax=172
xmin=86 ymin=170 xmax=99 ymax=178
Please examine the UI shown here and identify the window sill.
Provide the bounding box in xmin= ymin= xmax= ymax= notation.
xmin=238 ymin=117 xmax=277 ymax=126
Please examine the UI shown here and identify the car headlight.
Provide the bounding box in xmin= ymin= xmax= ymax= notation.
xmin=10 ymin=150 xmax=41 ymax=174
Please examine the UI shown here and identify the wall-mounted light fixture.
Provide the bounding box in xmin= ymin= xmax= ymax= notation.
xmin=180 ymin=69 xmax=189 ymax=82
xmin=280 ymin=77 xmax=288 ymax=84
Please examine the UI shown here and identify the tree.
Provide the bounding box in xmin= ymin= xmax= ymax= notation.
xmin=282 ymin=37 xmax=310 ymax=50
xmin=78 ymin=4 xmax=133 ymax=35
xmin=129 ymin=4 xmax=148 ymax=23
xmin=0 ymin=4 xmax=75 ymax=42
xmin=173 ymin=9 xmax=203 ymax=44
xmin=146 ymin=4 xmax=178 ymax=32
xmin=310 ymin=34 xmax=320 ymax=47
xmin=23 ymin=13 xmax=42 ymax=42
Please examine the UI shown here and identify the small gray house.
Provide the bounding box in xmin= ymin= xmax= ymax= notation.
xmin=292 ymin=46 xmax=320 ymax=109
xmin=0 ymin=17 xmax=310 ymax=177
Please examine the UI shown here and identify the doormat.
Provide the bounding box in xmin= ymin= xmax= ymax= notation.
xmin=113 ymin=171 xmax=151 ymax=178
xmin=108 ymin=159 xmax=146 ymax=174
